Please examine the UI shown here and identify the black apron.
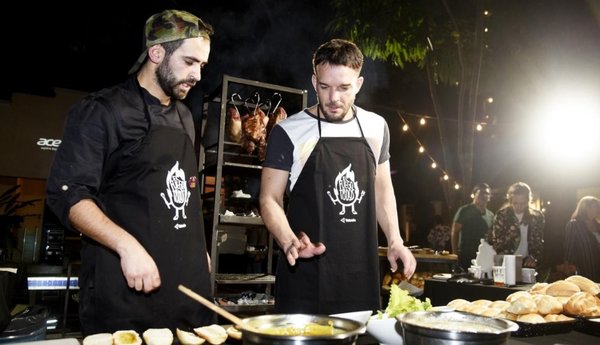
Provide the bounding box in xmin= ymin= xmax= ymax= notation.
xmin=275 ymin=108 xmax=380 ymax=314
xmin=79 ymin=93 xmax=214 ymax=334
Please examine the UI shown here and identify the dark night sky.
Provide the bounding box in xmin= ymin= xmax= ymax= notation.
xmin=3 ymin=0 xmax=600 ymax=201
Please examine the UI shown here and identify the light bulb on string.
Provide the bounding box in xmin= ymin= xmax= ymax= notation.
xmin=418 ymin=146 xmax=425 ymax=153
xmin=454 ymin=182 xmax=460 ymax=190
xmin=419 ymin=118 xmax=426 ymax=125
xmin=443 ymin=174 xmax=449 ymax=181
xmin=431 ymin=162 xmax=437 ymax=169
xmin=476 ymin=123 xmax=483 ymax=131
xmin=402 ymin=124 xmax=409 ymax=132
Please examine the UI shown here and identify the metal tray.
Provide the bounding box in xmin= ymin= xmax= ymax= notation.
xmin=511 ymin=319 xmax=575 ymax=337
xmin=573 ymin=316 xmax=600 ymax=337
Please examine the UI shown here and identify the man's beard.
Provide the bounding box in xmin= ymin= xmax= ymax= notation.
xmin=318 ymin=102 xmax=350 ymax=122
xmin=156 ymin=60 xmax=195 ymax=100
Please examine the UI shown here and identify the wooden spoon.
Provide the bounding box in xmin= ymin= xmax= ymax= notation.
xmin=178 ymin=284 xmax=258 ymax=333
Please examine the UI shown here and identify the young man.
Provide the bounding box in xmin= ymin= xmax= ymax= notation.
xmin=260 ymin=39 xmax=416 ymax=314
xmin=46 ymin=10 xmax=215 ymax=334
xmin=451 ymin=183 xmax=494 ymax=271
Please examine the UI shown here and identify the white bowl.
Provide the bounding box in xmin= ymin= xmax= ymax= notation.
xmin=366 ymin=316 xmax=404 ymax=345
xmin=330 ymin=310 xmax=373 ymax=325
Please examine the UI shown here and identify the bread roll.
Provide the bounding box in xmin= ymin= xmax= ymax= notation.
xmin=543 ymin=314 xmax=574 ymax=322
xmin=142 ymin=328 xmax=173 ymax=345
xmin=447 ymin=298 xmax=470 ymax=310
xmin=465 ymin=304 xmax=488 ymax=315
xmin=546 ymin=280 xmax=580 ymax=297
xmin=532 ymin=294 xmax=563 ymax=315
xmin=504 ymin=312 xmax=518 ymax=321
xmin=506 ymin=291 xmax=532 ymax=303
xmin=528 ymin=282 xmax=549 ymax=295
xmin=113 ymin=330 xmax=142 ymax=345
xmin=565 ymin=275 xmax=600 ymax=295
xmin=176 ymin=328 xmax=205 ymax=345
xmin=507 ymin=296 xmax=537 ymax=315
xmin=488 ymin=300 xmax=511 ymax=311
xmin=517 ymin=313 xmax=546 ymax=324
xmin=83 ymin=333 xmax=113 ymax=345
xmin=564 ymin=291 xmax=600 ymax=317
xmin=226 ymin=326 xmax=242 ymax=340
xmin=194 ymin=324 xmax=228 ymax=345
xmin=556 ymin=296 xmax=570 ymax=305
xmin=481 ymin=307 xmax=502 ymax=317
xmin=471 ymin=299 xmax=492 ymax=307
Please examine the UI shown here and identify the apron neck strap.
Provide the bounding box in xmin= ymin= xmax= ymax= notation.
xmin=316 ymin=105 xmax=364 ymax=138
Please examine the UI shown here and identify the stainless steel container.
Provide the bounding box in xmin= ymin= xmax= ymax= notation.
xmin=397 ymin=311 xmax=518 ymax=345
xmin=240 ymin=314 xmax=366 ymax=345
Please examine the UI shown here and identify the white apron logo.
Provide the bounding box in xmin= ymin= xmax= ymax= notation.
xmin=326 ymin=163 xmax=365 ymax=221
xmin=160 ymin=161 xmax=190 ymax=228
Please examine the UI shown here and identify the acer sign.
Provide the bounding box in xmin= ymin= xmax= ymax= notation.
xmin=36 ymin=138 xmax=62 ymax=151
xmin=0 ymin=89 xmax=88 ymax=179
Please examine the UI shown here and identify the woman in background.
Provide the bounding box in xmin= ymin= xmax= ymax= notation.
xmin=564 ymin=196 xmax=600 ymax=282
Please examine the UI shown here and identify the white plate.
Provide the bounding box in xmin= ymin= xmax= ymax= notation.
xmin=432 ymin=273 xmax=452 ymax=280
xmin=330 ymin=310 xmax=372 ymax=331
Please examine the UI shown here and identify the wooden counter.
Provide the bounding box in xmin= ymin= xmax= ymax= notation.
xmin=377 ymin=246 xmax=457 ymax=264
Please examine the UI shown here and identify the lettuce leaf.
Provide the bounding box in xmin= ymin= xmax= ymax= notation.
xmin=376 ymin=284 xmax=432 ymax=319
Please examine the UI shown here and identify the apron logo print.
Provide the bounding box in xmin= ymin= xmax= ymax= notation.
xmin=160 ymin=161 xmax=191 ymax=224
xmin=326 ymin=163 xmax=365 ymax=217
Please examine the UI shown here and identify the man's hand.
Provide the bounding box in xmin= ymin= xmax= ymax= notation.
xmin=119 ymin=242 xmax=161 ymax=293
xmin=387 ymin=241 xmax=417 ymax=279
xmin=284 ymin=231 xmax=326 ymax=266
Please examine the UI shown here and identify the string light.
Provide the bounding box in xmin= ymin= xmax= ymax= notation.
xmin=395 ymin=110 xmax=463 ymax=190
xmin=476 ymin=123 xmax=483 ymax=131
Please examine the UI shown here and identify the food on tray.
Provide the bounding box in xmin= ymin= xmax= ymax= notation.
xmin=445 ymin=274 xmax=600 ymax=326
xmin=226 ymin=326 xmax=243 ymax=340
xmin=259 ymin=322 xmax=341 ymax=336
xmin=564 ymin=291 xmax=600 ymax=317
xmin=544 ymin=314 xmax=574 ymax=322
xmin=545 ymin=280 xmax=581 ymax=297
xmin=82 ymin=333 xmax=113 ymax=345
xmin=142 ymin=328 xmax=173 ymax=345
xmin=565 ymin=275 xmax=600 ymax=295
xmin=532 ymin=294 xmax=563 ymax=315
xmin=507 ymin=296 xmax=538 ymax=315
xmin=529 ymin=282 xmax=549 ymax=295
xmin=517 ymin=313 xmax=546 ymax=324
xmin=471 ymin=299 xmax=493 ymax=307
xmin=488 ymin=300 xmax=511 ymax=311
xmin=506 ymin=291 xmax=532 ymax=303
xmin=406 ymin=314 xmax=505 ymax=332
xmin=381 ymin=271 xmax=433 ymax=289
xmin=176 ymin=328 xmax=205 ymax=345
xmin=113 ymin=330 xmax=142 ymax=345
xmin=447 ymin=298 xmax=470 ymax=310
xmin=194 ymin=324 xmax=228 ymax=345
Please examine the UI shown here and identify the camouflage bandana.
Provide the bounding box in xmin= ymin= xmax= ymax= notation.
xmin=128 ymin=9 xmax=213 ymax=74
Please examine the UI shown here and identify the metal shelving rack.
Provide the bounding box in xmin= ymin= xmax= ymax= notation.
xmin=198 ymin=75 xmax=307 ymax=311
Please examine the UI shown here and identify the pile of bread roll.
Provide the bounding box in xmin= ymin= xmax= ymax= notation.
xmin=447 ymin=275 xmax=600 ymax=324
xmin=82 ymin=324 xmax=242 ymax=345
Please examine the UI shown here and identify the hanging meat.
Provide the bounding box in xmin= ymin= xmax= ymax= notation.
xmin=267 ymin=106 xmax=287 ymax=136
xmin=241 ymin=107 xmax=267 ymax=160
xmin=226 ymin=93 xmax=243 ymax=143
